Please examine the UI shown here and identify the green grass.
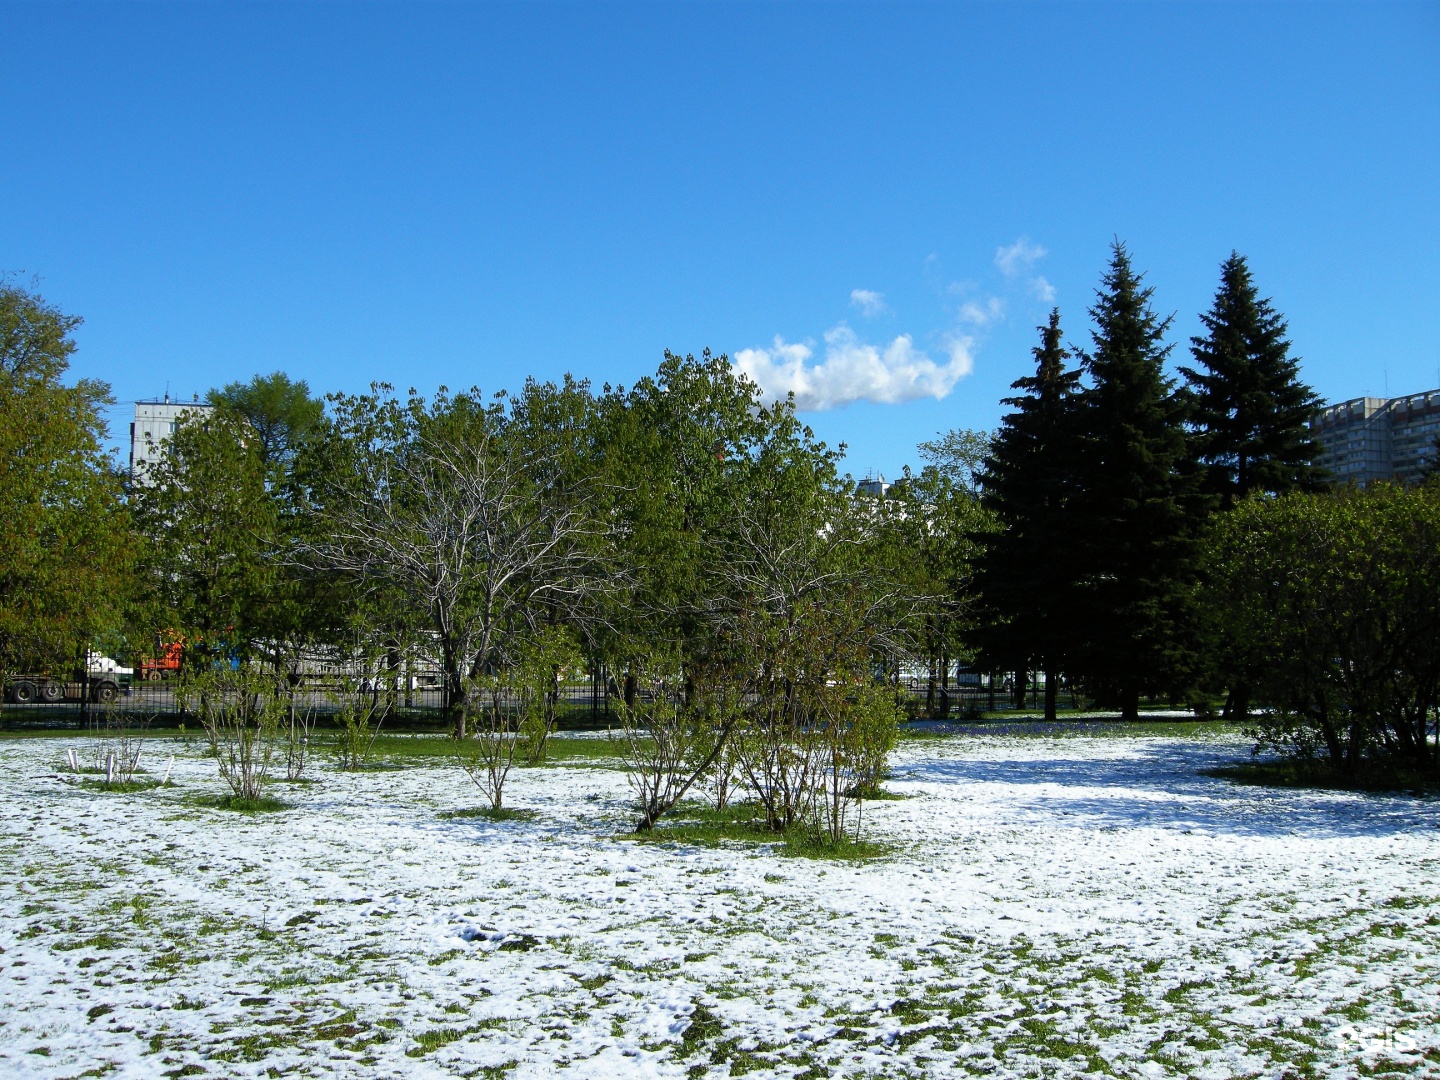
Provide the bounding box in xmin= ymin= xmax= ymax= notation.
xmin=1204 ymin=759 xmax=1440 ymax=795
xmin=781 ymin=830 xmax=891 ymax=861
xmin=625 ymin=800 xmax=890 ymax=861
xmin=437 ymin=806 xmax=538 ymax=822
xmin=359 ymin=732 xmax=626 ymax=767
xmin=189 ymin=793 xmax=291 ymax=813
xmin=73 ymin=777 xmax=168 ymax=793
xmin=900 ymin=716 xmax=1244 ymax=739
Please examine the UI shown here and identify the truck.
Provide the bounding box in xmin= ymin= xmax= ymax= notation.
xmin=3 ymin=653 xmax=134 ymax=704
xmin=139 ymin=632 xmax=184 ymax=681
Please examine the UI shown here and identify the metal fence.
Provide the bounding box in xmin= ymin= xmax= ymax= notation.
xmin=0 ymin=670 xmax=1080 ymax=731
xmin=0 ymin=679 xmax=611 ymax=732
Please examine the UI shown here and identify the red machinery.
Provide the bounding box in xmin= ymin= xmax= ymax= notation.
xmin=139 ymin=632 xmax=184 ymax=682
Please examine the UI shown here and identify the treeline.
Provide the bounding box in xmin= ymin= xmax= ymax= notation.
xmin=3 ymin=243 xmax=1439 ymax=788
xmin=973 ymin=244 xmax=1440 ymax=778
xmin=973 ymin=245 xmax=1326 ymax=719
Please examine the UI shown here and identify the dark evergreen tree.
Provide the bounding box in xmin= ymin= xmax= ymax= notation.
xmin=971 ymin=310 xmax=1081 ymax=720
xmin=1182 ymin=252 xmax=1325 ymax=505
xmin=1067 ymin=243 xmax=1205 ymax=721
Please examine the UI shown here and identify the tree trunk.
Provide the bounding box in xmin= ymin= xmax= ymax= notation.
xmin=1222 ymin=682 xmax=1251 ymax=722
xmin=1044 ymin=669 xmax=1058 ymax=722
xmin=1120 ymin=685 xmax=1140 ymax=723
xmin=938 ymin=646 xmax=951 ymax=719
xmin=449 ymin=674 xmax=466 ymax=738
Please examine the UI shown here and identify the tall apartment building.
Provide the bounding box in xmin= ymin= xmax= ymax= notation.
xmin=129 ymin=395 xmax=214 ymax=483
xmin=1312 ymin=388 xmax=1440 ymax=486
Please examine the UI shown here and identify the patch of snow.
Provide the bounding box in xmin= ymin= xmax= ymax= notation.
xmin=0 ymin=731 xmax=1435 ymax=1077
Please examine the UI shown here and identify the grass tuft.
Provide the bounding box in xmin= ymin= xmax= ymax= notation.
xmin=191 ymin=793 xmax=291 ymax=813
xmin=438 ymin=806 xmax=537 ymax=822
xmin=73 ymin=777 xmax=166 ymax=793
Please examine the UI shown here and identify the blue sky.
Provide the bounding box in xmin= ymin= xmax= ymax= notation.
xmin=3 ymin=1 xmax=1437 ymax=479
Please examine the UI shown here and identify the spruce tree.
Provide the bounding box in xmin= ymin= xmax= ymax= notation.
xmin=1182 ymin=252 xmax=1325 ymax=505
xmin=972 ymin=310 xmax=1081 ymax=720
xmin=1068 ymin=243 xmax=1204 ymax=721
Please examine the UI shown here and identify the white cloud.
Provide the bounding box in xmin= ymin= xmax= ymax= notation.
xmin=1029 ymin=275 xmax=1057 ymax=303
xmin=849 ymin=289 xmax=887 ymax=317
xmin=959 ymin=296 xmax=1006 ymax=327
xmin=733 ymin=325 xmax=974 ymax=411
xmin=995 ymin=238 xmax=1047 ymax=278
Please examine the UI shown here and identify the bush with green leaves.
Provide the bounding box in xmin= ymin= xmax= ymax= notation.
xmin=332 ymin=670 xmax=395 ymax=772
xmin=178 ymin=668 xmax=286 ymax=802
xmin=1204 ymin=484 xmax=1440 ymax=775
xmin=515 ymin=626 xmax=582 ymax=765
xmin=617 ymin=653 xmax=743 ymax=832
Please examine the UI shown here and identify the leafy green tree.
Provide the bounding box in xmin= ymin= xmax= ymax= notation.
xmin=1204 ymin=485 xmax=1440 ymax=776
xmin=132 ymin=410 xmax=277 ymax=657
xmin=971 ymin=310 xmax=1082 ymax=720
xmin=1182 ymin=253 xmax=1325 ymax=505
xmin=917 ymin=427 xmax=992 ymax=495
xmin=0 ymin=283 xmax=132 ymax=688
xmin=600 ymin=351 xmax=910 ymax=835
xmin=878 ymin=465 xmax=989 ymax=717
xmin=207 ymin=371 xmax=325 ymax=472
xmin=595 ymin=350 xmax=842 ymax=698
xmin=499 ymin=376 xmax=612 ymax=652
xmin=718 ymin=487 xmax=900 ymax=838
xmin=1067 ymin=244 xmax=1206 ymax=719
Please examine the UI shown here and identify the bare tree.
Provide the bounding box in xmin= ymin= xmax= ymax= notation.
xmin=297 ymin=386 xmax=605 ymax=735
xmin=454 ymin=674 xmax=523 ymax=811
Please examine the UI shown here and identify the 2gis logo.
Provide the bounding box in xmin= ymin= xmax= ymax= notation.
xmin=1334 ymin=1024 xmax=1419 ymax=1055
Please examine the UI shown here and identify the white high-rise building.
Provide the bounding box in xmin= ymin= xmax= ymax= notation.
xmin=129 ymin=395 xmax=214 ymax=483
xmin=1312 ymin=388 xmax=1440 ymax=486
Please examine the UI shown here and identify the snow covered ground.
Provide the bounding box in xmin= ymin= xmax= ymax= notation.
xmin=2 ymin=728 xmax=1437 ymax=1079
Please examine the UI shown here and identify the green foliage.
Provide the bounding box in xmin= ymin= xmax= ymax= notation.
xmin=1064 ymin=243 xmax=1207 ymax=717
xmin=298 ymin=380 xmax=604 ymax=734
xmin=332 ymin=664 xmax=397 ymax=771
xmin=842 ymin=683 xmax=902 ymax=798
xmin=1181 ymin=253 xmax=1326 ymax=504
xmin=807 ymin=679 xmax=903 ymax=844
xmin=877 ymin=464 xmax=991 ymax=717
xmin=0 ymin=283 xmax=132 ymax=684
xmin=452 ymin=626 xmax=582 ymax=807
xmin=1204 ymin=484 xmax=1440 ymax=774
xmin=971 ymin=309 xmax=1082 ymax=717
xmin=177 ymin=667 xmax=287 ymax=801
xmin=207 ymin=371 xmax=324 ymax=471
xmin=720 ymin=492 xmax=897 ymax=836
xmin=595 ymin=351 xmax=913 ymax=836
xmin=132 ymin=409 xmax=277 ymax=651
xmin=515 ymin=626 xmax=582 ymax=765
xmin=917 ymin=427 xmax=992 ymax=494
xmin=594 ymin=350 xmax=842 ymax=669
